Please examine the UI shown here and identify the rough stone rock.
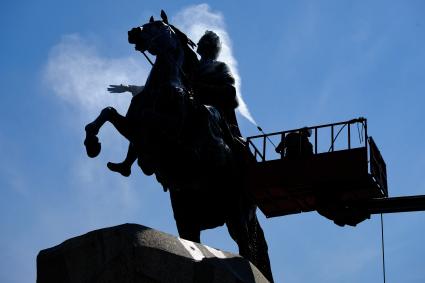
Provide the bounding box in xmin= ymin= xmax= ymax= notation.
xmin=37 ymin=223 xmax=269 ymax=283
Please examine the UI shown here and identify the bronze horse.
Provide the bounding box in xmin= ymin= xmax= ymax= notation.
xmin=84 ymin=11 xmax=273 ymax=282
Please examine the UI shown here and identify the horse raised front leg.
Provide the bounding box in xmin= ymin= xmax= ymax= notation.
xmin=84 ymin=107 xmax=129 ymax=158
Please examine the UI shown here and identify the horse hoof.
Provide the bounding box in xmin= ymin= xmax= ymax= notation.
xmin=84 ymin=135 xmax=101 ymax=158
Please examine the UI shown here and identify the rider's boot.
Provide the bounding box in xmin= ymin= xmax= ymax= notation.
xmin=107 ymin=162 xmax=131 ymax=177
xmin=107 ymin=143 xmax=137 ymax=177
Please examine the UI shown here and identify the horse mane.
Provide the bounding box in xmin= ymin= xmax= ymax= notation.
xmin=170 ymin=24 xmax=199 ymax=85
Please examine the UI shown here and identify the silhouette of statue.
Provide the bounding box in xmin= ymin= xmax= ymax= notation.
xmin=83 ymin=11 xmax=274 ymax=282
xmin=107 ymin=31 xmax=242 ymax=177
xmin=276 ymin=127 xmax=313 ymax=158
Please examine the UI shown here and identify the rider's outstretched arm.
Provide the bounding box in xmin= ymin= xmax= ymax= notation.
xmin=107 ymin=84 xmax=144 ymax=96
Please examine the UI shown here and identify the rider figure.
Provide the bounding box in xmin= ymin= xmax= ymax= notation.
xmin=193 ymin=30 xmax=241 ymax=138
xmin=107 ymin=30 xmax=241 ymax=176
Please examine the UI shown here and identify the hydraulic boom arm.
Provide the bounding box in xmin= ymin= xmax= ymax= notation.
xmin=352 ymin=195 xmax=425 ymax=214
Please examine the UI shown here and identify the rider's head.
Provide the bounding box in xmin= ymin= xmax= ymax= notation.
xmin=197 ymin=30 xmax=221 ymax=60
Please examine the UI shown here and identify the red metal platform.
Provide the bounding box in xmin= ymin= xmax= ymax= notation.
xmin=246 ymin=118 xmax=388 ymax=225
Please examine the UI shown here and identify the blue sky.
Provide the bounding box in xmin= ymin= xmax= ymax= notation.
xmin=1 ymin=1 xmax=425 ymax=282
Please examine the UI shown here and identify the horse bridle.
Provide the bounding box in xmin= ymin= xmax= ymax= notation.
xmin=139 ymin=23 xmax=177 ymax=66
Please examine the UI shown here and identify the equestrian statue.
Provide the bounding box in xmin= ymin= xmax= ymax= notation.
xmin=83 ymin=10 xmax=274 ymax=282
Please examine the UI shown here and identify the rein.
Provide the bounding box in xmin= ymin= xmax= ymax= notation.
xmin=140 ymin=23 xmax=194 ymax=88
xmin=142 ymin=52 xmax=154 ymax=66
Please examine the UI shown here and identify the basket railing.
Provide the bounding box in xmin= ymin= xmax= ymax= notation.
xmin=246 ymin=117 xmax=368 ymax=162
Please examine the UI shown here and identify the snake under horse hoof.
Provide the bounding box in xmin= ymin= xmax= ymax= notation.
xmin=84 ymin=123 xmax=101 ymax=158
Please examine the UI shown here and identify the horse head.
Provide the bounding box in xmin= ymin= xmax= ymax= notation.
xmin=128 ymin=10 xmax=179 ymax=56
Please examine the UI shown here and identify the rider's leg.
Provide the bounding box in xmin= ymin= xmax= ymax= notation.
xmin=107 ymin=143 xmax=137 ymax=177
